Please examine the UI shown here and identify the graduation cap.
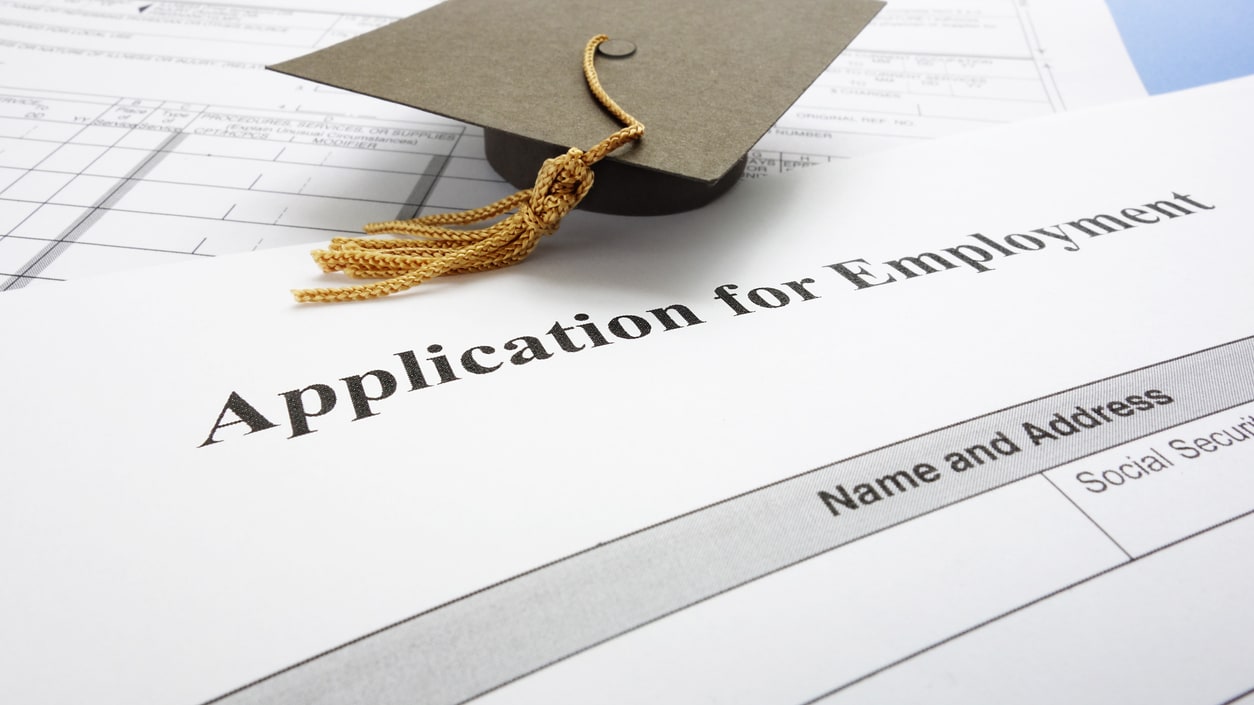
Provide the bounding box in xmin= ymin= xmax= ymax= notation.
xmin=270 ymin=0 xmax=884 ymax=301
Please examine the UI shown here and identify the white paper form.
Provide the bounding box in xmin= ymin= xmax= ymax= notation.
xmin=0 ymin=0 xmax=482 ymax=290
xmin=0 ymin=0 xmax=1145 ymax=290
xmin=751 ymin=0 xmax=1146 ymax=172
xmin=2 ymin=74 xmax=1251 ymax=705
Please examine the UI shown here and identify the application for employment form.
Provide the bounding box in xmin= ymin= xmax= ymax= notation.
xmin=0 ymin=0 xmax=1144 ymax=289
xmin=1 ymin=74 xmax=1251 ymax=704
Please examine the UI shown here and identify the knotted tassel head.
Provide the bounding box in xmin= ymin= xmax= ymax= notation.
xmin=518 ymin=147 xmax=595 ymax=237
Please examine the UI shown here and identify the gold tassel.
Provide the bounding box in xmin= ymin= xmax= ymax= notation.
xmin=293 ymin=35 xmax=643 ymax=303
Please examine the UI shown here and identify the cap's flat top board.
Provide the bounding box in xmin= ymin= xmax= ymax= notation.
xmin=270 ymin=0 xmax=884 ymax=183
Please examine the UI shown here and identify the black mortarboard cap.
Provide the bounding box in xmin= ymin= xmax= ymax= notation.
xmin=270 ymin=0 xmax=884 ymax=215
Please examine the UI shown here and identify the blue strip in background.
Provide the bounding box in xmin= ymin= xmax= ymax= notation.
xmin=1106 ymin=0 xmax=1254 ymax=94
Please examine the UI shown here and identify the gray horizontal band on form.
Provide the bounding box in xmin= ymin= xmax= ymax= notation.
xmin=208 ymin=336 xmax=1254 ymax=705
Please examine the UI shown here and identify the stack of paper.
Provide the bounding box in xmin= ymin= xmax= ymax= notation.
xmin=3 ymin=48 xmax=1253 ymax=704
